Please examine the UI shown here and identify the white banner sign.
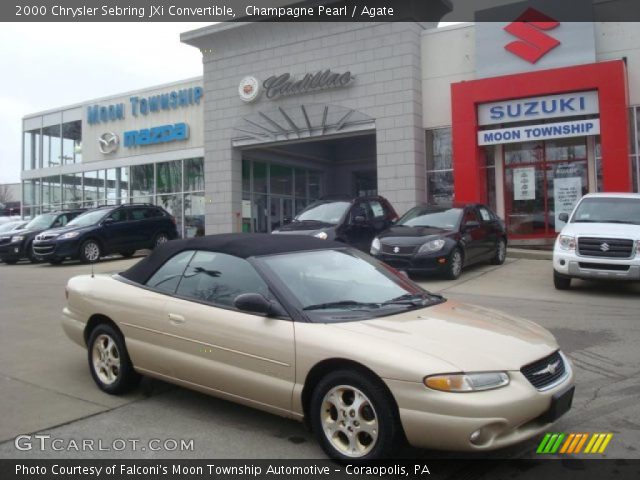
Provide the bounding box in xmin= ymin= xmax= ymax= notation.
xmin=478 ymin=119 xmax=600 ymax=146
xmin=554 ymin=177 xmax=583 ymax=232
xmin=478 ymin=91 xmax=599 ymax=126
xmin=513 ymin=167 xmax=535 ymax=201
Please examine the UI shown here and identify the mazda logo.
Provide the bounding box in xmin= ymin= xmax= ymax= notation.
xmin=98 ymin=132 xmax=119 ymax=154
xmin=600 ymin=242 xmax=610 ymax=252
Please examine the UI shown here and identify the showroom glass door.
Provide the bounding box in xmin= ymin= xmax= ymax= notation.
xmin=503 ymin=137 xmax=588 ymax=238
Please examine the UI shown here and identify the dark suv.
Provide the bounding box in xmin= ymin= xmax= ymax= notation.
xmin=32 ymin=204 xmax=178 ymax=264
xmin=272 ymin=195 xmax=398 ymax=251
xmin=0 ymin=210 xmax=85 ymax=264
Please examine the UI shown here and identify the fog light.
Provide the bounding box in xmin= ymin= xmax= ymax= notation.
xmin=437 ymin=257 xmax=446 ymax=264
xmin=470 ymin=429 xmax=482 ymax=445
xmin=14 ymin=247 xmax=19 ymax=253
xmin=559 ymin=259 xmax=566 ymax=266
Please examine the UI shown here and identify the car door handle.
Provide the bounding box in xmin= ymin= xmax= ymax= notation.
xmin=168 ymin=313 xmax=186 ymax=325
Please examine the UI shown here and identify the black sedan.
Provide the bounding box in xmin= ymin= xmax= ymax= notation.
xmin=370 ymin=204 xmax=507 ymax=279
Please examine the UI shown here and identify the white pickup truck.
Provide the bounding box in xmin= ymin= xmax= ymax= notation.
xmin=553 ymin=193 xmax=640 ymax=289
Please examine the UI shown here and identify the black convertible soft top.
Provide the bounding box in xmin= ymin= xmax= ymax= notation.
xmin=120 ymin=233 xmax=344 ymax=285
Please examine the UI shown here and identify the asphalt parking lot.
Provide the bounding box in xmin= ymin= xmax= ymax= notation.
xmin=0 ymin=254 xmax=638 ymax=459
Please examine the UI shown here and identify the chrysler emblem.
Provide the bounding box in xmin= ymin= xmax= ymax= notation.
xmin=533 ymin=360 xmax=560 ymax=376
xmin=98 ymin=132 xmax=119 ymax=154
xmin=600 ymin=242 xmax=610 ymax=252
xmin=393 ymin=246 xmax=400 ymax=254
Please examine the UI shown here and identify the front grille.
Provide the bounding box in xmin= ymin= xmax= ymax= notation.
xmin=33 ymin=245 xmax=55 ymax=255
xmin=383 ymin=258 xmax=412 ymax=269
xmin=521 ymin=351 xmax=566 ymax=390
xmin=577 ymin=237 xmax=634 ymax=258
xmin=36 ymin=234 xmax=58 ymax=241
xmin=381 ymin=244 xmax=417 ymax=255
xmin=579 ymin=262 xmax=630 ymax=271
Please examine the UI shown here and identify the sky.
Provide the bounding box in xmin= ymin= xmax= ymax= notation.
xmin=0 ymin=23 xmax=211 ymax=184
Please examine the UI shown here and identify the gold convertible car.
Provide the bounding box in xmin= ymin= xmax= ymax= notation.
xmin=62 ymin=234 xmax=574 ymax=459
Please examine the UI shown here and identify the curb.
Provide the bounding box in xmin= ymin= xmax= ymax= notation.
xmin=507 ymin=248 xmax=552 ymax=261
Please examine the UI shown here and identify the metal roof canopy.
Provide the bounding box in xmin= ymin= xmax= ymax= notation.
xmin=232 ymin=104 xmax=375 ymax=148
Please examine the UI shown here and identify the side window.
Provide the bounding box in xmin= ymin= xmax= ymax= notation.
xmin=129 ymin=208 xmax=147 ymax=221
xmin=478 ymin=207 xmax=493 ymax=222
xmin=463 ymin=209 xmax=480 ymax=224
xmin=108 ymin=209 xmax=127 ymax=222
xmin=53 ymin=215 xmax=67 ymax=227
xmin=369 ymin=200 xmax=385 ymax=219
xmin=146 ymin=251 xmax=195 ymax=294
xmin=176 ymin=251 xmax=270 ymax=308
xmin=146 ymin=208 xmax=162 ymax=218
xmin=350 ymin=202 xmax=369 ymax=222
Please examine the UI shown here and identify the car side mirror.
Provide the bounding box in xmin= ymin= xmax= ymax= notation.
xmin=234 ymin=293 xmax=274 ymax=316
xmin=558 ymin=212 xmax=569 ymax=223
xmin=463 ymin=220 xmax=480 ymax=230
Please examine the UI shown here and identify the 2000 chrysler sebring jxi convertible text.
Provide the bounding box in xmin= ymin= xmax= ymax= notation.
xmin=62 ymin=234 xmax=574 ymax=460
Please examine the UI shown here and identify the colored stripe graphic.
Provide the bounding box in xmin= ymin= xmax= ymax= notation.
xmin=537 ymin=433 xmax=613 ymax=454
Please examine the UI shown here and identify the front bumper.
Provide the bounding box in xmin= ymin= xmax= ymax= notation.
xmin=0 ymin=241 xmax=25 ymax=261
xmin=373 ymin=252 xmax=450 ymax=274
xmin=385 ymin=363 xmax=575 ymax=451
xmin=554 ymin=249 xmax=640 ymax=281
xmin=32 ymin=238 xmax=81 ymax=261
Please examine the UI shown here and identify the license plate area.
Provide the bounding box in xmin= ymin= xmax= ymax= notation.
xmin=542 ymin=385 xmax=575 ymax=423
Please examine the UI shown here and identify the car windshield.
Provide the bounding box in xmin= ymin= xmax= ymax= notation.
xmin=257 ymin=249 xmax=444 ymax=322
xmin=295 ymin=201 xmax=351 ymax=224
xmin=25 ymin=214 xmax=57 ymax=230
xmin=571 ymin=198 xmax=640 ymax=225
xmin=397 ymin=207 xmax=463 ymax=229
xmin=67 ymin=209 xmax=110 ymax=227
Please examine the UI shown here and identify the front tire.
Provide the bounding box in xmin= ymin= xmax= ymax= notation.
xmin=490 ymin=238 xmax=507 ymax=265
xmin=444 ymin=247 xmax=463 ymax=280
xmin=310 ymin=370 xmax=400 ymax=460
xmin=554 ymin=271 xmax=571 ymax=290
xmin=87 ymin=324 xmax=140 ymax=394
xmin=80 ymin=239 xmax=101 ymax=263
xmin=27 ymin=243 xmax=41 ymax=264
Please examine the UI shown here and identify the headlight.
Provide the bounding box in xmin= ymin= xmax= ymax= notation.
xmin=313 ymin=231 xmax=328 ymax=240
xmin=558 ymin=235 xmax=575 ymax=251
xmin=424 ymin=372 xmax=510 ymax=392
xmin=418 ymin=238 xmax=446 ymax=253
xmin=58 ymin=232 xmax=79 ymax=240
xmin=370 ymin=237 xmax=381 ymax=255
xmin=11 ymin=235 xmax=24 ymax=242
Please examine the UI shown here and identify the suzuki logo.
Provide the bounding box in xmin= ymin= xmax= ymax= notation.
xmin=393 ymin=246 xmax=400 ymax=254
xmin=504 ymin=8 xmax=560 ymax=64
xmin=600 ymin=242 xmax=610 ymax=252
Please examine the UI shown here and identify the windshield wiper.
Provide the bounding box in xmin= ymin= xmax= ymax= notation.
xmin=303 ymin=300 xmax=380 ymax=311
xmin=381 ymin=293 xmax=443 ymax=306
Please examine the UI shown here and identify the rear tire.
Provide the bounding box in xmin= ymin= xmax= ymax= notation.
xmin=554 ymin=271 xmax=571 ymax=290
xmin=489 ymin=238 xmax=507 ymax=265
xmin=444 ymin=248 xmax=463 ymax=280
xmin=79 ymin=239 xmax=102 ymax=263
xmin=87 ymin=323 xmax=140 ymax=395
xmin=153 ymin=233 xmax=170 ymax=248
xmin=310 ymin=370 xmax=400 ymax=460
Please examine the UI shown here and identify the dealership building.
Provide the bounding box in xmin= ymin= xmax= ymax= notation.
xmin=22 ymin=18 xmax=640 ymax=243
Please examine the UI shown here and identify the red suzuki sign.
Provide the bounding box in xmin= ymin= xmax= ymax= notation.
xmin=503 ymin=8 xmax=560 ymax=63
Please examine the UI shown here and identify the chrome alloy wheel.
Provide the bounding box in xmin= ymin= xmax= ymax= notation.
xmin=497 ymin=239 xmax=506 ymax=263
xmin=91 ymin=334 xmax=121 ymax=385
xmin=320 ymin=385 xmax=379 ymax=458
xmin=84 ymin=241 xmax=100 ymax=262
xmin=155 ymin=234 xmax=169 ymax=246
xmin=451 ymin=250 xmax=463 ymax=277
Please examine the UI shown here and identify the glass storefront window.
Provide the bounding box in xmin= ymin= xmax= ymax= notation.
xmin=62 ymin=120 xmax=82 ymax=165
xmin=42 ymin=124 xmax=62 ymax=168
xmin=83 ymin=170 xmax=104 ymax=208
xmin=242 ymin=160 xmax=251 ymax=193
xmin=131 ymin=164 xmax=154 ymax=199
xmin=62 ymin=173 xmax=83 ymax=209
xmin=294 ymin=168 xmax=307 ymax=198
xmin=427 ymin=170 xmax=454 ymax=206
xmin=270 ymin=164 xmax=293 ymax=196
xmin=106 ymin=169 xmax=118 ymax=204
xmin=158 ymin=194 xmax=183 ymax=236
xmin=185 ymin=158 xmax=204 ymax=192
xmin=545 ymin=137 xmax=587 ymax=161
xmin=157 ymin=161 xmax=182 ymax=194
xmin=42 ymin=175 xmax=62 ymax=207
xmin=185 ymin=192 xmax=205 ymax=237
xmin=253 ymin=162 xmax=267 ymax=194
xmin=308 ymin=173 xmax=322 ymax=199
xmin=22 ymin=179 xmax=41 ymax=207
xmin=119 ymin=167 xmax=130 ymax=200
xmin=504 ymin=141 xmax=544 ymax=165
xmin=426 ymin=128 xmax=454 ymax=206
xmin=23 ymin=129 xmax=41 ymax=171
